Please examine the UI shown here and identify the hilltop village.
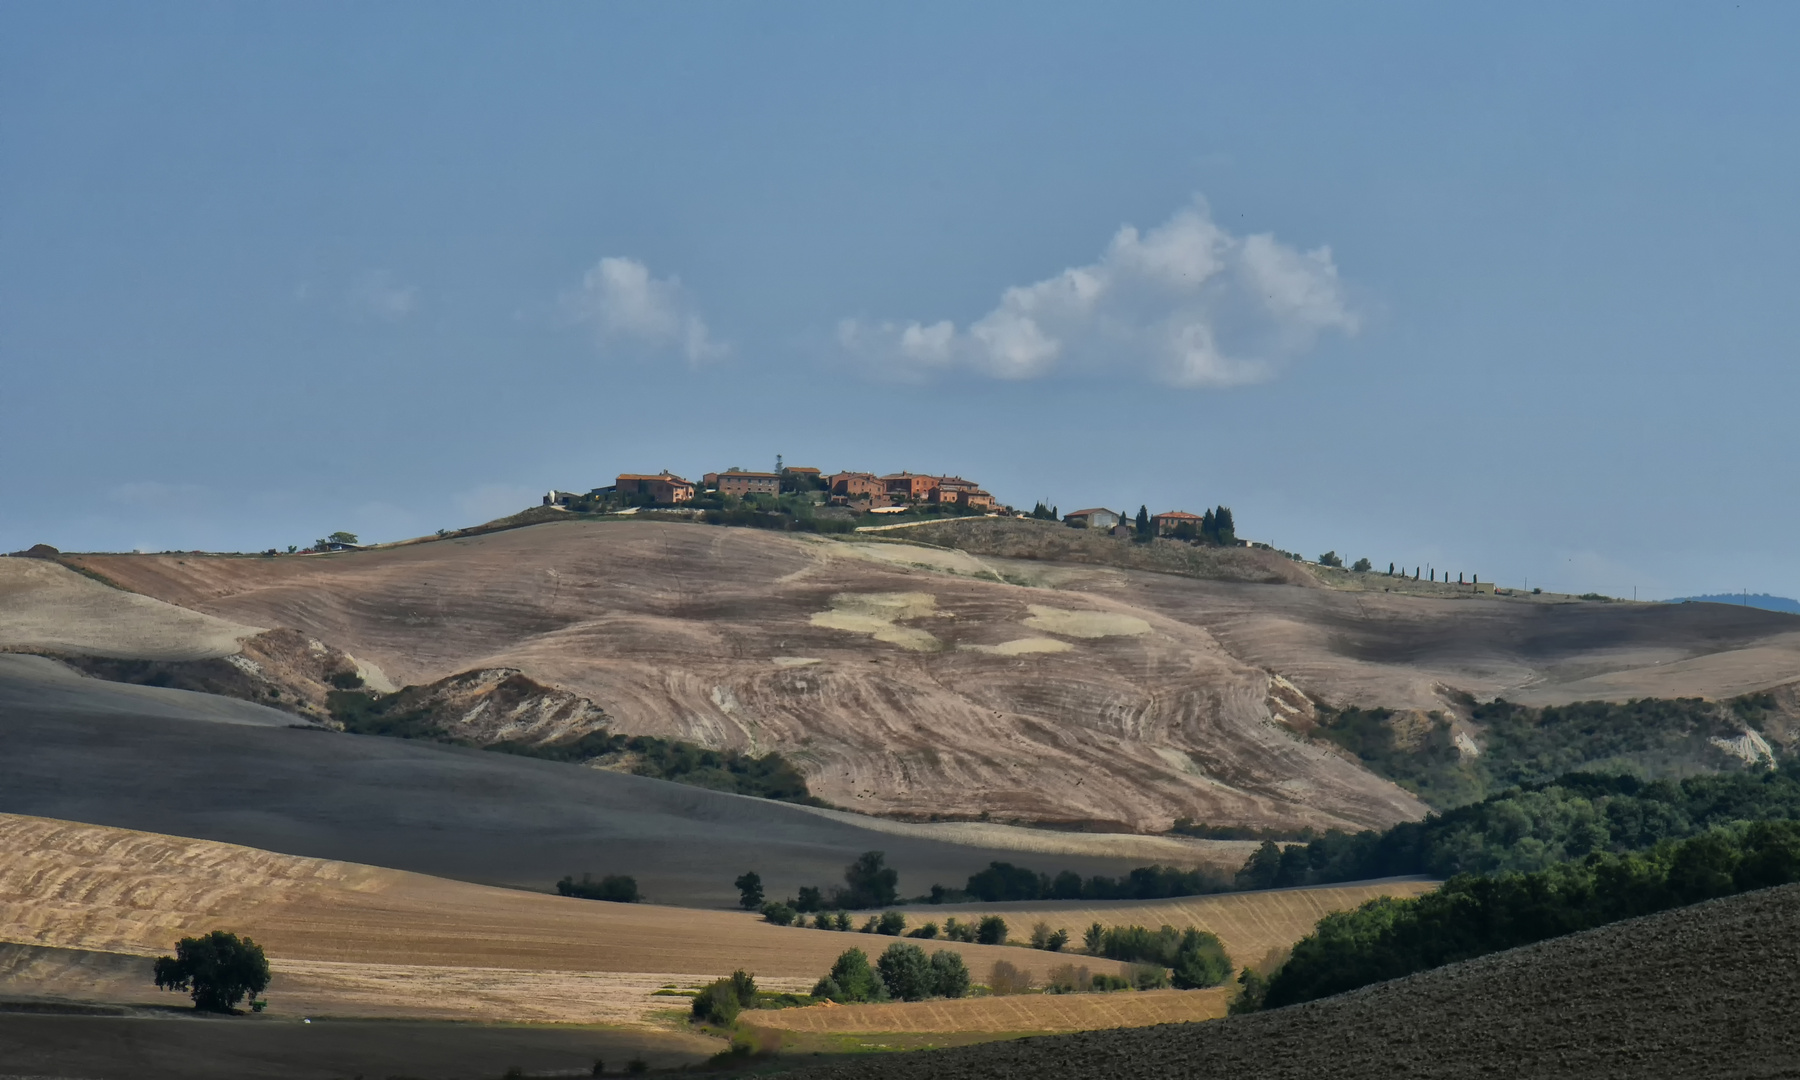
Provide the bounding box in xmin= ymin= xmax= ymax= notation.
xmin=541 ymin=465 xmax=1241 ymax=543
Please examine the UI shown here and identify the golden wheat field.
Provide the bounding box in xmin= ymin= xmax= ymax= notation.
xmin=748 ymin=987 xmax=1234 ymax=1035
xmin=908 ymin=882 xmax=1440 ymax=971
xmin=0 ymin=813 xmax=1433 ymax=1029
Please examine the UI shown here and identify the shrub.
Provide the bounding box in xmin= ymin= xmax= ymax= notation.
xmin=876 ymin=943 xmax=934 ymax=1001
xmin=1318 ymin=551 xmax=1344 ymax=568
xmin=557 ymin=874 xmax=640 ymax=903
xmin=976 ymin=915 xmax=1008 ymax=945
xmin=795 ymin=886 xmax=823 ymax=913
xmin=1229 ymin=967 xmax=1270 ymax=1014
xmin=691 ymin=971 xmax=753 ymax=1025
xmin=812 ymin=948 xmax=886 ymax=1003
xmin=929 ymin=950 xmax=970 ymax=998
xmin=1129 ymin=963 xmax=1170 ymax=990
xmin=907 ymin=921 xmax=939 ymax=939
xmin=942 ymin=917 xmax=976 ymax=943
xmin=1089 ymin=972 xmax=1131 ymax=992
xmin=760 ymin=901 xmax=796 ymax=926
xmin=832 ymin=911 xmax=853 ymax=932
xmin=1088 ymin=924 xmax=1232 ymax=988
xmin=1046 ymin=963 xmax=1091 ymax=993
xmin=734 ymin=872 xmax=764 ymax=910
xmin=1029 ymin=922 xmax=1068 ymax=951
xmin=876 ymin=910 xmax=906 ymax=936
xmin=152 ymin=930 xmax=270 ymax=1013
xmin=1351 ymin=557 xmax=1373 ymax=573
xmin=987 ymin=959 xmax=1033 ymax=995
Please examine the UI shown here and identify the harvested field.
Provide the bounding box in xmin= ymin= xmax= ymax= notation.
xmin=0 ymin=556 xmax=260 ymax=660
xmin=773 ymin=882 xmax=1800 ymax=1080
xmin=902 ymin=880 xmax=1440 ymax=970
xmin=0 ymin=662 xmax=1230 ymax=903
xmin=749 ymin=987 xmax=1231 ymax=1035
xmin=0 ymin=814 xmax=1132 ymax=1024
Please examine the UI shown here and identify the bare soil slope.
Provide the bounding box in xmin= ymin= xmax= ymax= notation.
xmin=61 ymin=524 xmax=1426 ymax=833
xmin=776 ymin=882 xmax=1800 ymax=1080
xmin=54 ymin=520 xmax=1800 ymax=832
xmin=0 ymin=556 xmax=260 ymax=659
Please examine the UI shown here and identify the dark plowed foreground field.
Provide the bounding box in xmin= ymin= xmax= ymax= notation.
xmin=0 ymin=656 xmax=1183 ymax=905
xmin=776 ymin=883 xmax=1800 ymax=1080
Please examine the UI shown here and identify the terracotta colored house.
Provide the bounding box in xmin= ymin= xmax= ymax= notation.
xmin=881 ymin=472 xmax=940 ymax=501
xmin=615 ymin=473 xmax=695 ymax=505
xmin=710 ymin=470 xmax=780 ymax=497
xmin=830 ymin=471 xmax=884 ymax=499
xmin=1153 ymin=511 xmax=1205 ymax=536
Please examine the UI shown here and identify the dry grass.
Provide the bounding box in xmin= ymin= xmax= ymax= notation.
xmin=0 ymin=557 xmax=260 ymax=660
xmin=908 ymin=881 xmax=1441 ymax=971
xmin=0 ymin=814 xmax=1123 ymax=1024
xmin=747 ymin=987 xmax=1232 ymax=1035
xmin=0 ymin=814 xmax=1433 ymax=1030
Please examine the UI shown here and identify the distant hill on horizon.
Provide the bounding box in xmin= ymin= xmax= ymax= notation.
xmin=1668 ymin=593 xmax=1800 ymax=615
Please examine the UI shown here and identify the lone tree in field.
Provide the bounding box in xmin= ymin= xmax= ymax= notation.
xmin=735 ymin=871 xmax=764 ymax=910
xmin=153 ymin=930 xmax=270 ymax=1013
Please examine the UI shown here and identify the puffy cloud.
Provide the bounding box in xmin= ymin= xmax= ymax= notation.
xmin=349 ymin=270 xmax=419 ymax=322
xmin=839 ymin=199 xmax=1358 ymax=387
xmin=564 ymin=257 xmax=725 ymax=364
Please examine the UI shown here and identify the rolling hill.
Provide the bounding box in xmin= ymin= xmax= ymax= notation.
xmin=773 ymin=881 xmax=1800 ymax=1079
xmin=9 ymin=517 xmax=1798 ymax=835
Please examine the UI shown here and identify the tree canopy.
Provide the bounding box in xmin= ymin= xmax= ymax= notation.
xmin=153 ymin=931 xmax=270 ymax=1013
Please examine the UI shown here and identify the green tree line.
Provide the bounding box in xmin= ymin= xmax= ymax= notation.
xmin=1235 ymin=764 xmax=1800 ymax=888
xmin=1253 ymin=819 xmax=1800 ymax=1010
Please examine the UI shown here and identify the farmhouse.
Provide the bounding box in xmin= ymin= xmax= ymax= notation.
xmin=1154 ymin=511 xmax=1205 ymax=536
xmin=615 ymin=473 xmax=695 ymax=505
xmin=829 ymin=471 xmax=884 ymax=499
xmin=1064 ymin=508 xmax=1121 ymax=530
xmin=706 ymin=470 xmax=781 ymax=497
xmin=882 ymin=472 xmax=940 ymax=501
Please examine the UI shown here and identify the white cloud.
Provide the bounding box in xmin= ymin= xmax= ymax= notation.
xmin=350 ymin=270 xmax=419 ymax=321
xmin=563 ymin=257 xmax=725 ymax=364
xmin=838 ymin=198 xmax=1359 ymax=387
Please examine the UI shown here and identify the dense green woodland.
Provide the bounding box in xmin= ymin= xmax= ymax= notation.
xmin=1251 ymin=819 xmax=1800 ymax=1010
xmin=1239 ymin=764 xmax=1800 ymax=887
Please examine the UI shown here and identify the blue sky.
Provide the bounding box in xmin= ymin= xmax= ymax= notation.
xmin=3 ymin=2 xmax=1797 ymax=600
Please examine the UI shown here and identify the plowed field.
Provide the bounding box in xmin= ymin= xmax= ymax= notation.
xmin=772 ymin=883 xmax=1800 ymax=1080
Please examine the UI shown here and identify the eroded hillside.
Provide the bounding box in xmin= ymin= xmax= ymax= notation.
xmin=44 ymin=518 xmax=1800 ymax=833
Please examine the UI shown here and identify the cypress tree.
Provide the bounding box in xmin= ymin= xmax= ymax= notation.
xmin=1135 ymin=505 xmax=1151 ymax=538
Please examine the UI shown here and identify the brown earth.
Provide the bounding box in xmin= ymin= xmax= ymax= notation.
xmin=53 ymin=524 xmax=1429 ymax=834
xmin=39 ymin=518 xmax=1800 ymax=834
xmin=773 ymin=882 xmax=1800 ymax=1080
xmin=0 ymin=814 xmax=1422 ymax=1030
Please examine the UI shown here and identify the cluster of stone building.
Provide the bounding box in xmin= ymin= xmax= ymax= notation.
xmin=591 ymin=468 xmax=996 ymax=511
